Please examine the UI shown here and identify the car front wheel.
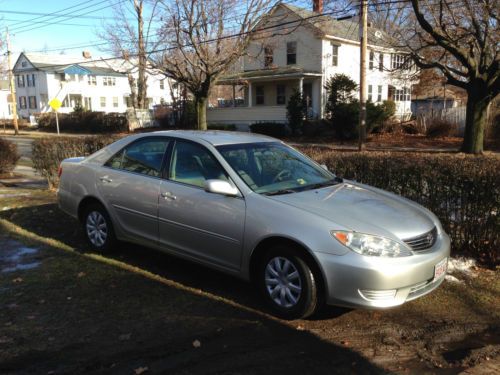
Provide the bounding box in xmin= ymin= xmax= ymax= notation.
xmin=258 ymin=246 xmax=320 ymax=319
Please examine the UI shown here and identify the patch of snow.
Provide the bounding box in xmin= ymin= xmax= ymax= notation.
xmin=445 ymin=275 xmax=463 ymax=284
xmin=447 ymin=257 xmax=477 ymax=276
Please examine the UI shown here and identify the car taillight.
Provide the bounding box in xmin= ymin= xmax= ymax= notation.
xmin=58 ymin=165 xmax=63 ymax=178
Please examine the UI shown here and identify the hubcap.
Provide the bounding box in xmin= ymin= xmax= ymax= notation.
xmin=86 ymin=211 xmax=108 ymax=247
xmin=265 ymin=257 xmax=302 ymax=308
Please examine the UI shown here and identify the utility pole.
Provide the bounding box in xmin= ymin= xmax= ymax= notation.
xmin=358 ymin=0 xmax=367 ymax=151
xmin=6 ymin=28 xmax=19 ymax=135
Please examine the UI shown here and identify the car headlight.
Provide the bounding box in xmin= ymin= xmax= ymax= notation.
xmin=331 ymin=231 xmax=412 ymax=257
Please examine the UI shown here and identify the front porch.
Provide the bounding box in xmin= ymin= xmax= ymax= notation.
xmin=208 ymin=67 xmax=322 ymax=127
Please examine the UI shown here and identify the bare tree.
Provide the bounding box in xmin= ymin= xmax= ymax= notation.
xmin=155 ymin=0 xmax=273 ymax=130
xmin=406 ymin=0 xmax=499 ymax=154
xmin=99 ymin=0 xmax=161 ymax=109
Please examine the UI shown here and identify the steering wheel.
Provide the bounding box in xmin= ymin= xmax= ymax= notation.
xmin=272 ymin=169 xmax=292 ymax=183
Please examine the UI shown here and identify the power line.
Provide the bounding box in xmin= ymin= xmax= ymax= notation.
xmin=5 ymin=0 xmax=105 ymax=28
xmin=15 ymin=5 xmax=356 ymax=70
xmin=10 ymin=0 xmax=128 ymax=34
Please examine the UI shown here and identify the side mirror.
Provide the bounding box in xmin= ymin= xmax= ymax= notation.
xmin=321 ymin=164 xmax=329 ymax=171
xmin=204 ymin=179 xmax=239 ymax=197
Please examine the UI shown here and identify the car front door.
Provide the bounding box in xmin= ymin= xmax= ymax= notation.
xmin=158 ymin=139 xmax=245 ymax=270
xmin=97 ymin=137 xmax=170 ymax=243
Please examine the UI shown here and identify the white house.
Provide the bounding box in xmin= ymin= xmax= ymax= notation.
xmin=0 ymin=77 xmax=12 ymax=120
xmin=12 ymin=52 xmax=175 ymax=118
xmin=207 ymin=2 xmax=417 ymax=126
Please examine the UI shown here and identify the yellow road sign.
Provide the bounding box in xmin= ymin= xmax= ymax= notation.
xmin=49 ymin=98 xmax=62 ymax=111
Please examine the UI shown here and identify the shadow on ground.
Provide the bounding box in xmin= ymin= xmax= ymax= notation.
xmin=0 ymin=206 xmax=383 ymax=375
xmin=0 ymin=202 xmax=349 ymax=320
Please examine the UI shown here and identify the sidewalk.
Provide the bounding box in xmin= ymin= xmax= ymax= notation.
xmin=0 ymin=165 xmax=47 ymax=189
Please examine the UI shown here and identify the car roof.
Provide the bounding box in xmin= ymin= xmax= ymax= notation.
xmin=142 ymin=130 xmax=278 ymax=146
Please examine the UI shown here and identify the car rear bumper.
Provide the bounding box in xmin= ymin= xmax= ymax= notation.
xmin=315 ymin=233 xmax=451 ymax=308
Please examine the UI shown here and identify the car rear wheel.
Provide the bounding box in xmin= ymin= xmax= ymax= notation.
xmin=258 ymin=246 xmax=320 ymax=319
xmin=83 ymin=203 xmax=116 ymax=252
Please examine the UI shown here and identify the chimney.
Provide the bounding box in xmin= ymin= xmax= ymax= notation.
xmin=313 ymin=0 xmax=323 ymax=13
xmin=82 ymin=51 xmax=92 ymax=59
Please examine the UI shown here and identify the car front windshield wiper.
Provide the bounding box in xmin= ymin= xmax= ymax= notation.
xmin=302 ymin=177 xmax=343 ymax=191
xmin=262 ymin=189 xmax=297 ymax=196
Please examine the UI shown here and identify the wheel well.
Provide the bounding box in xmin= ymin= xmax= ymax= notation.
xmin=77 ymin=196 xmax=104 ymax=222
xmin=249 ymin=237 xmax=326 ymax=297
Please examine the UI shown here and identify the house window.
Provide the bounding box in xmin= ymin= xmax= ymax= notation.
xmin=377 ymin=85 xmax=382 ymax=102
xmin=28 ymin=96 xmax=37 ymax=109
xmin=40 ymin=94 xmax=48 ymax=108
xmin=379 ymin=53 xmax=384 ymax=71
xmin=100 ymin=97 xmax=106 ymax=107
xmin=276 ymin=85 xmax=286 ymax=105
xmin=27 ymin=74 xmax=35 ymax=87
xmin=113 ymin=97 xmax=119 ymax=108
xmin=256 ymin=86 xmax=264 ymax=105
xmin=103 ymin=77 xmax=116 ymax=86
xmin=17 ymin=75 xmax=25 ymax=87
xmin=160 ymin=79 xmax=165 ymax=90
xmin=264 ymin=46 xmax=273 ymax=68
xmin=88 ymin=75 xmax=97 ymax=85
xmin=391 ymin=54 xmax=411 ymax=70
xmin=368 ymin=85 xmax=373 ymax=102
xmin=21 ymin=61 xmax=28 ymax=68
xmin=394 ymin=87 xmax=410 ymax=101
xmin=331 ymin=43 xmax=338 ymax=66
xmin=369 ymin=51 xmax=375 ymax=70
xmin=287 ymin=41 xmax=297 ymax=65
xmin=19 ymin=96 xmax=27 ymax=109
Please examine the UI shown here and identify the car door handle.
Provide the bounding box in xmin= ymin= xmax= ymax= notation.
xmin=160 ymin=191 xmax=177 ymax=200
xmin=99 ymin=176 xmax=112 ymax=183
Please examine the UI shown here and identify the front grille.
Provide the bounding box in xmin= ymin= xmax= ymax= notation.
xmin=403 ymin=227 xmax=437 ymax=252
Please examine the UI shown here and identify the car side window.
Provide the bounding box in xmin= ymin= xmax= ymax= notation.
xmin=105 ymin=138 xmax=169 ymax=177
xmin=169 ymin=141 xmax=228 ymax=188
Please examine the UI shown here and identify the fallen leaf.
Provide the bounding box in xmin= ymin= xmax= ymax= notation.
xmin=134 ymin=366 xmax=148 ymax=374
xmin=192 ymin=339 xmax=201 ymax=348
xmin=77 ymin=272 xmax=86 ymax=278
xmin=12 ymin=277 xmax=23 ymax=283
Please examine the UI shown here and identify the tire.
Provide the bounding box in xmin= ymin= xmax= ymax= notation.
xmin=258 ymin=245 xmax=320 ymax=320
xmin=82 ymin=203 xmax=116 ymax=252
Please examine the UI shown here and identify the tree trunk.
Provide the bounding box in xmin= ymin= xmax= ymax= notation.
xmin=135 ymin=0 xmax=147 ymax=109
xmin=196 ymin=97 xmax=208 ymax=130
xmin=461 ymin=84 xmax=490 ymax=154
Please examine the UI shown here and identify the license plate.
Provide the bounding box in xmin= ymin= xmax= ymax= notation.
xmin=434 ymin=257 xmax=447 ymax=280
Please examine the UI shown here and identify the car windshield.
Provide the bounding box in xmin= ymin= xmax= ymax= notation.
xmin=217 ymin=142 xmax=340 ymax=195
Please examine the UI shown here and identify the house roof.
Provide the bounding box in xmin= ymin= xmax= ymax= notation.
xmin=15 ymin=53 xmax=127 ymax=76
xmin=217 ymin=67 xmax=322 ymax=84
xmin=282 ymin=4 xmax=394 ymax=48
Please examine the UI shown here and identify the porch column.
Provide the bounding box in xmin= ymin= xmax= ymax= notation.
xmin=248 ymin=82 xmax=252 ymax=107
xmin=299 ymin=77 xmax=304 ymax=95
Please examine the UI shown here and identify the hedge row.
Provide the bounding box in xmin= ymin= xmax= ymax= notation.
xmin=32 ymin=136 xmax=119 ymax=188
xmin=37 ymin=112 xmax=128 ymax=133
xmin=0 ymin=138 xmax=20 ymax=174
xmin=298 ymin=147 xmax=500 ymax=266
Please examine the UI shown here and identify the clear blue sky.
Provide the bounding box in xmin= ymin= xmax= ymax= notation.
xmin=0 ymin=0 xmax=136 ymax=59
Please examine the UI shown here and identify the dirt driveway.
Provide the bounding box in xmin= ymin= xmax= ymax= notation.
xmin=0 ymin=188 xmax=498 ymax=374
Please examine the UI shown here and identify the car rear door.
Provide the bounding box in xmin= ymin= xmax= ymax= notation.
xmin=158 ymin=139 xmax=245 ymax=270
xmin=97 ymin=137 xmax=170 ymax=243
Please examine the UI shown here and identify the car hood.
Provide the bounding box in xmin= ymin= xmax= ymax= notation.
xmin=269 ymin=182 xmax=434 ymax=241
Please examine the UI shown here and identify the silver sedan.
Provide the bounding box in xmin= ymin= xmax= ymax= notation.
xmin=58 ymin=131 xmax=450 ymax=319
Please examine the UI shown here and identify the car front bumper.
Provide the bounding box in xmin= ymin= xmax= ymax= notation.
xmin=315 ymin=233 xmax=451 ymax=308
